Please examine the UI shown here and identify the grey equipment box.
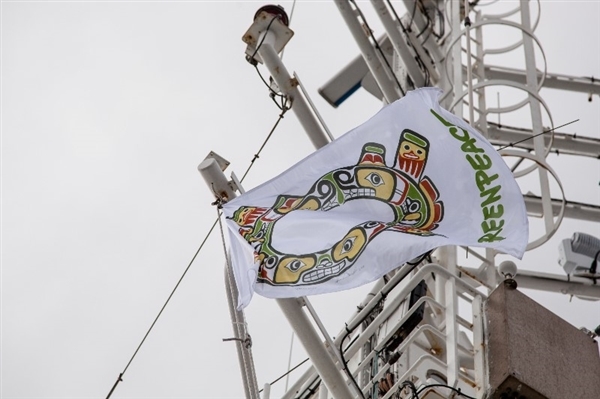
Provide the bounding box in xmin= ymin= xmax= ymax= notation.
xmin=484 ymin=282 xmax=600 ymax=398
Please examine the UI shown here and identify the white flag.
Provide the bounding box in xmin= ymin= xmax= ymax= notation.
xmin=223 ymin=88 xmax=528 ymax=308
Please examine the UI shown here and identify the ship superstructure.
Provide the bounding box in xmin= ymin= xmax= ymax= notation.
xmin=200 ymin=1 xmax=600 ymax=398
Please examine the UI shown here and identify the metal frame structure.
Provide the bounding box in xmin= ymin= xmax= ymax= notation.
xmin=199 ymin=1 xmax=599 ymax=398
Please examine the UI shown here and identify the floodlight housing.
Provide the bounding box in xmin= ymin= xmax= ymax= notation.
xmin=558 ymin=232 xmax=600 ymax=278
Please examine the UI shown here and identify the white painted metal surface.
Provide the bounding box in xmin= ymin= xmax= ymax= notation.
xmin=198 ymin=156 xmax=260 ymax=399
xmin=252 ymin=17 xmax=331 ymax=150
xmin=370 ymin=0 xmax=426 ymax=88
xmin=334 ymin=0 xmax=402 ymax=103
xmin=201 ymin=1 xmax=599 ymax=398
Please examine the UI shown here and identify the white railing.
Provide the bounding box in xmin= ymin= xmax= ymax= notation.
xmin=271 ymin=263 xmax=487 ymax=399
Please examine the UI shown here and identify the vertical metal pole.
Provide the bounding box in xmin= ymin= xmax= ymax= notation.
xmin=319 ymin=383 xmax=329 ymax=399
xmin=463 ymin=0 xmax=475 ymax=125
xmin=451 ymin=0 xmax=464 ymax=118
xmin=294 ymin=73 xmax=335 ymax=141
xmin=280 ymin=278 xmax=386 ymax=399
xmin=224 ymin=263 xmax=261 ymax=399
xmin=474 ymin=11 xmax=488 ymax=136
xmin=334 ymin=0 xmax=401 ymax=103
xmin=208 ymin=171 xmax=353 ymax=399
xmin=284 ymin=332 xmax=294 ymax=391
xmin=262 ymin=383 xmax=271 ymax=399
xmin=484 ymin=249 xmax=499 ymax=290
xmin=200 ymin=156 xmax=259 ymax=399
xmin=370 ymin=0 xmax=425 ymax=88
xmin=436 ymin=245 xmax=457 ymax=275
xmin=277 ymin=298 xmax=356 ymax=398
xmin=520 ymin=0 xmax=554 ymax=234
xmin=399 ymin=0 xmax=445 ymax=82
xmin=256 ymin=30 xmax=330 ymax=149
xmin=223 ymin=265 xmax=250 ymax=399
xmin=434 ymin=268 xmax=446 ymax=325
xmin=471 ymin=295 xmax=486 ymax=398
xmin=205 ymin=167 xmax=355 ymax=398
xmin=255 ymin=28 xmax=359 ymax=397
xmin=444 ymin=278 xmax=459 ymax=388
xmin=198 ymin=157 xmax=259 ymax=399
xmin=443 ymin=1 xmax=463 ymax=304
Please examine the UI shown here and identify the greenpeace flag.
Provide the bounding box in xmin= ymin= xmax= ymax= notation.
xmin=223 ymin=88 xmax=528 ymax=308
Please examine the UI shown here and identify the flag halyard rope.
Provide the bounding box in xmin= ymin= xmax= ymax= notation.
xmin=105 ymin=104 xmax=289 ymax=399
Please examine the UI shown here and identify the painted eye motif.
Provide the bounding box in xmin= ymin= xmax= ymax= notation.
xmin=365 ymin=172 xmax=384 ymax=187
xmin=407 ymin=198 xmax=421 ymax=213
xmin=416 ymin=149 xmax=423 ymax=155
xmin=236 ymin=208 xmax=250 ymax=224
xmin=254 ymin=228 xmax=265 ymax=239
xmin=264 ymin=256 xmax=277 ymax=269
xmin=403 ymin=144 xmax=411 ymax=151
xmin=287 ymin=259 xmax=306 ymax=272
xmin=340 ymin=236 xmax=356 ymax=255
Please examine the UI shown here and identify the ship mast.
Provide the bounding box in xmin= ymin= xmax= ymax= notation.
xmin=200 ymin=1 xmax=600 ymax=398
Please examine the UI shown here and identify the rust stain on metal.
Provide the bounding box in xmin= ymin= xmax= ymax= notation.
xmin=428 ymin=343 xmax=444 ymax=356
xmin=459 ymin=267 xmax=479 ymax=281
xmin=290 ymin=77 xmax=299 ymax=87
xmin=458 ymin=266 xmax=491 ymax=289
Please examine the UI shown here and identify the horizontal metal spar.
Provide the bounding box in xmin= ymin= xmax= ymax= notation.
xmin=482 ymin=65 xmax=600 ymax=95
xmin=487 ymin=121 xmax=600 ymax=158
xmin=514 ymin=269 xmax=600 ymax=300
xmin=459 ymin=267 xmax=600 ymax=300
xmin=524 ymin=194 xmax=600 ymax=222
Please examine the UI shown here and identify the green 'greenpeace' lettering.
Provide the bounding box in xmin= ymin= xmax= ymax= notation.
xmin=430 ymin=109 xmax=505 ymax=242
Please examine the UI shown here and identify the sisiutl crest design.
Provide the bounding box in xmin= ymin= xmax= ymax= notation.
xmin=229 ymin=130 xmax=444 ymax=287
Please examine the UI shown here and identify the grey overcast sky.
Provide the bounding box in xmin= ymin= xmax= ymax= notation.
xmin=2 ymin=1 xmax=599 ymax=398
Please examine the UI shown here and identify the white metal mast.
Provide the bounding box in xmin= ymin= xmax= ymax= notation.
xmin=200 ymin=1 xmax=600 ymax=398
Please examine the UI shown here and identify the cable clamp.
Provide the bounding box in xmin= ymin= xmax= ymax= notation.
xmin=245 ymin=334 xmax=253 ymax=349
xmin=211 ymin=198 xmax=224 ymax=209
xmin=222 ymin=335 xmax=253 ymax=349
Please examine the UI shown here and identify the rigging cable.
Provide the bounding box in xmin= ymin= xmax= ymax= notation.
xmin=339 ymin=323 xmax=368 ymax=399
xmin=240 ymin=104 xmax=291 ymax=183
xmin=401 ymin=380 xmax=420 ymax=399
xmin=247 ymin=15 xmax=290 ymax=111
xmin=496 ymin=119 xmax=579 ymax=151
xmin=257 ymin=357 xmax=310 ymax=393
xmin=293 ymin=331 xmax=362 ymax=398
xmin=254 ymin=64 xmax=290 ymax=111
xmin=416 ymin=383 xmax=477 ymax=399
xmin=415 ymin=2 xmax=431 ymax=39
xmin=464 ymin=0 xmax=475 ymax=125
xmin=336 ymin=256 xmax=429 ymax=399
xmin=214 ymin=196 xmax=261 ymax=396
xmin=408 ymin=0 xmax=418 ymax=33
xmin=105 ymin=218 xmax=219 ymax=399
xmin=409 ymin=0 xmax=435 ymax=40
xmin=385 ymin=0 xmax=432 ymax=87
xmin=105 ymin=101 xmax=290 ymax=399
xmin=348 ymin=0 xmax=406 ymax=97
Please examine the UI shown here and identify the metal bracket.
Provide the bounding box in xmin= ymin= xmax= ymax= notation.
xmin=242 ymin=10 xmax=294 ymax=64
